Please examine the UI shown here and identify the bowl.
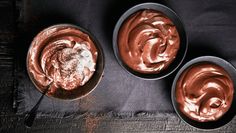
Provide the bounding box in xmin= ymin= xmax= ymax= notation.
xmin=113 ymin=2 xmax=187 ymax=80
xmin=172 ymin=56 xmax=236 ymax=129
xmin=27 ymin=24 xmax=104 ymax=100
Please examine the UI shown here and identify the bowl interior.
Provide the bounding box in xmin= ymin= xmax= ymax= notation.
xmin=113 ymin=3 xmax=187 ymax=80
xmin=171 ymin=56 xmax=236 ymax=129
xmin=27 ymin=24 xmax=104 ymax=100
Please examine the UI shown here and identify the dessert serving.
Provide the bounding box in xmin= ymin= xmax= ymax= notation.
xmin=118 ymin=9 xmax=180 ymax=74
xmin=27 ymin=24 xmax=102 ymax=99
xmin=176 ymin=62 xmax=234 ymax=122
xmin=113 ymin=3 xmax=187 ymax=79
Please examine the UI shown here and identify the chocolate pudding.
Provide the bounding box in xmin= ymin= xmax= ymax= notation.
xmin=27 ymin=25 xmax=98 ymax=94
xmin=176 ymin=63 xmax=234 ymax=122
xmin=118 ymin=9 xmax=180 ymax=74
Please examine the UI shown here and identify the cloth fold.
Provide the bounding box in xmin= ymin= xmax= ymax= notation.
xmin=14 ymin=0 xmax=236 ymax=118
xmin=16 ymin=68 xmax=173 ymax=116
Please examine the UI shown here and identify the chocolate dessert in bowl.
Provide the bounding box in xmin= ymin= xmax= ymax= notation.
xmin=27 ymin=24 xmax=104 ymax=100
xmin=172 ymin=56 xmax=236 ymax=129
xmin=113 ymin=3 xmax=187 ymax=79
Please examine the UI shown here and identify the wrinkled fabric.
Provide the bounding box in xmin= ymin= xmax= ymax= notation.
xmin=16 ymin=0 xmax=236 ymax=115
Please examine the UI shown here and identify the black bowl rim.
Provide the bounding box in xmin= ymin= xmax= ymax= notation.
xmin=113 ymin=2 xmax=188 ymax=80
xmin=171 ymin=56 xmax=236 ymax=130
xmin=26 ymin=23 xmax=105 ymax=101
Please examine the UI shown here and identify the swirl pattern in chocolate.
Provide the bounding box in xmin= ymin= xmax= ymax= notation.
xmin=176 ymin=63 xmax=234 ymax=122
xmin=118 ymin=9 xmax=180 ymax=74
xmin=27 ymin=25 xmax=98 ymax=94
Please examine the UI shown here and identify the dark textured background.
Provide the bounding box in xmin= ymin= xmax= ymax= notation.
xmin=1 ymin=0 xmax=236 ymax=132
xmin=16 ymin=0 xmax=174 ymax=114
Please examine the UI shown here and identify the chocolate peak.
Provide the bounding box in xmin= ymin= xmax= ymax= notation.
xmin=118 ymin=9 xmax=180 ymax=74
xmin=27 ymin=25 xmax=98 ymax=94
xmin=176 ymin=63 xmax=234 ymax=122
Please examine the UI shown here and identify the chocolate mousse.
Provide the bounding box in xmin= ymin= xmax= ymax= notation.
xmin=176 ymin=63 xmax=234 ymax=122
xmin=27 ymin=25 xmax=98 ymax=94
xmin=118 ymin=9 xmax=180 ymax=74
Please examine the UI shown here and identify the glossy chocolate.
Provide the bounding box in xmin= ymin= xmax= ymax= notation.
xmin=118 ymin=9 xmax=180 ymax=74
xmin=27 ymin=25 xmax=98 ymax=94
xmin=176 ymin=63 xmax=234 ymax=122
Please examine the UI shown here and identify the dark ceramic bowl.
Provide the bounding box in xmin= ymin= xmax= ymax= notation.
xmin=172 ymin=56 xmax=236 ymax=129
xmin=27 ymin=24 xmax=104 ymax=100
xmin=113 ymin=3 xmax=187 ymax=80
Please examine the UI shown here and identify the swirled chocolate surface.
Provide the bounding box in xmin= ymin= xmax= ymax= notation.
xmin=118 ymin=9 xmax=180 ymax=74
xmin=27 ymin=25 xmax=98 ymax=94
xmin=176 ymin=63 xmax=234 ymax=122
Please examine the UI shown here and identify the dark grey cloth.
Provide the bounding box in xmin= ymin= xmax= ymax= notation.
xmin=16 ymin=0 xmax=236 ymax=117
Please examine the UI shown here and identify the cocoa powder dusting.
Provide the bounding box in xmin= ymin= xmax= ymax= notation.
xmin=84 ymin=114 xmax=102 ymax=133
